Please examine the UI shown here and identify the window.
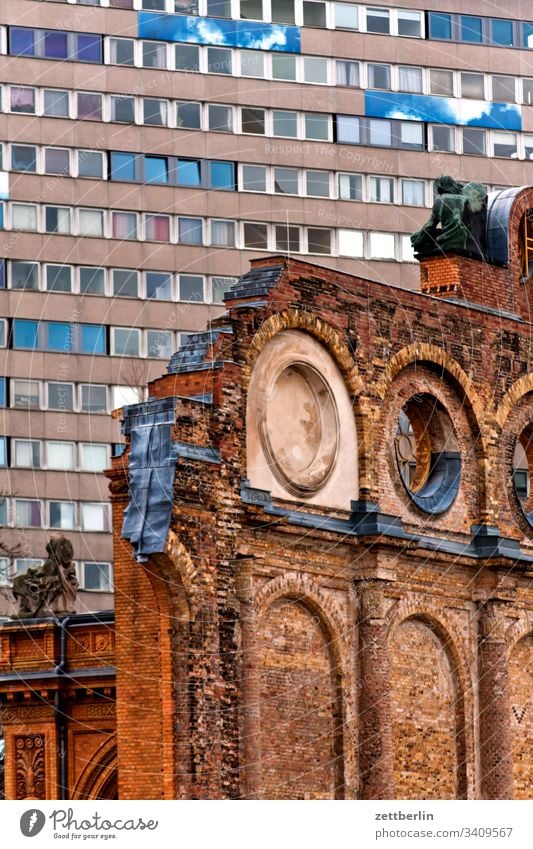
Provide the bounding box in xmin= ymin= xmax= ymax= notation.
xmin=398 ymin=122 xmax=423 ymax=149
xmin=109 ymin=37 xmax=135 ymax=65
xmin=47 ymin=440 xmax=75 ymax=470
xmin=178 ymin=275 xmax=204 ymax=302
xmin=10 ymin=261 xmax=39 ymax=290
xmin=274 ymin=167 xmax=299 ymax=195
xmin=111 ymin=152 xmax=136 ymax=182
xmin=144 ymin=99 xmax=168 ymax=126
xmin=81 ymin=503 xmax=110 ymax=531
xmin=15 ymin=559 xmax=43 ymax=575
xmin=336 ymin=60 xmax=359 ymax=87
xmin=398 ymin=10 xmax=422 ymax=37
xmin=242 ymin=165 xmax=267 ymax=192
xmin=112 ymin=386 xmax=141 ymax=408
xmin=46 ymin=265 xmax=72 ymax=292
xmin=12 ymin=204 xmax=38 ymax=231
xmin=307 ymin=228 xmax=331 ymax=254
xmin=81 ymin=325 xmax=106 ymax=355
xmin=12 ymin=380 xmax=40 ymax=408
xmin=461 ymin=73 xmax=484 ymax=99
xmin=77 ymin=92 xmax=102 ymax=120
xmin=303 ymin=57 xmax=328 ymax=84
xmin=369 ymin=231 xmax=395 ymax=259
xmin=210 ymin=219 xmax=235 ymax=247
xmin=523 ymin=79 xmax=533 ymax=106
xmin=429 ymin=13 xmax=452 ymax=40
xmin=525 ymin=135 xmax=533 ymax=160
xmin=463 ymin=128 xmax=486 ymax=155
xmin=240 ymin=51 xmax=264 ymax=78
xmin=0 ymin=559 xmax=9 ymax=586
xmin=336 ymin=115 xmax=360 ymax=144
xmin=304 ymin=113 xmax=329 ymax=141
xmin=243 ymin=222 xmax=268 ymax=249
xmin=208 ymin=104 xmax=233 ymax=132
xmin=431 ymin=125 xmax=454 ymax=152
xmin=209 ymin=159 xmax=234 ymax=190
xmin=178 ymin=217 xmax=203 ymax=244
xmin=14 ymin=440 xmax=41 ymax=468
xmin=0 ymin=379 xmax=5 ymax=408
xmin=44 ymin=89 xmax=69 ymax=117
xmin=112 ymin=212 xmax=137 ymax=240
xmin=48 ymin=382 xmax=74 ymax=411
xmin=493 ymin=132 xmax=517 ymax=157
xmin=44 ymin=148 xmax=70 ymax=175
xmin=81 ymin=562 xmax=112 ymax=591
xmin=44 ymin=30 xmax=68 ymax=59
xmin=240 ymin=0 xmax=263 ymax=20
xmin=146 ymin=272 xmax=172 ymax=300
xmin=242 ymin=108 xmax=265 ymax=134
xmin=9 ymin=28 xmax=36 ymax=57
xmin=271 ymin=0 xmax=295 ymax=23
xmin=80 ymin=444 xmax=108 ymax=472
xmin=147 ymin=330 xmax=173 ymax=359
xmin=211 ymin=276 xmax=237 ymax=303
xmin=178 ymin=101 xmax=201 ymax=129
xmin=398 ymin=66 xmax=423 ymax=94
xmin=113 ymin=269 xmax=138 ymax=298
xmin=45 ymin=206 xmax=71 ymax=234
xmin=275 ymin=225 xmax=300 ymax=253
xmin=79 ymin=208 xmax=104 ymax=237
xmin=492 ymin=76 xmax=515 ymax=102
xmin=402 ymin=179 xmax=425 ymax=206
xmin=112 ymin=327 xmax=140 ymax=356
xmin=338 ymin=173 xmax=362 ymax=201
xmin=369 ymin=176 xmax=393 ymax=203
xmin=273 ymin=110 xmax=298 ymax=137
xmin=177 ymin=159 xmax=201 ymax=186
xmin=208 ymin=0 xmax=232 ymax=15
xmin=78 ymin=151 xmax=104 ymax=179
xmin=111 ymin=96 xmax=135 ymax=123
xmin=207 ymin=47 xmax=232 ymax=74
xmin=81 ymin=384 xmax=107 ymax=413
xmin=0 ymin=438 xmax=6 ymax=467
xmin=334 ymin=3 xmax=358 ymax=30
xmin=430 ymin=69 xmax=454 ymax=97
xmin=146 ymin=214 xmax=170 ymax=242
xmin=368 ymin=63 xmax=391 ymax=90
xmin=303 ymin=1 xmax=326 ymax=27
xmin=400 ymin=234 xmax=416 ymax=263
xmin=10 ymin=86 xmax=35 ymax=113
xmin=366 ymin=7 xmax=389 ymax=34
xmin=75 ymin=33 xmax=102 ymax=63
xmin=142 ymin=41 xmax=167 ymax=69
xmin=272 ymin=54 xmax=296 ymax=81
xmin=11 ymin=145 xmax=37 ymax=172
xmin=369 ymin=119 xmax=391 ymax=146
xmin=145 ymin=157 xmax=169 ymax=184
xmin=461 ymin=15 xmax=483 ymax=43
xmin=306 ymin=170 xmax=330 ymax=197
xmin=80 ymin=266 xmax=105 ymax=294
xmin=338 ymin=229 xmax=364 ymax=258
xmin=524 ymin=22 xmax=533 ymax=49
xmin=49 ymin=502 xmax=75 ymax=530
xmin=13 ymin=319 xmax=38 ymax=349
xmin=491 ymin=18 xmax=514 ymax=46
xmin=176 ymin=44 xmax=200 ymax=71
xmin=15 ymin=500 xmax=41 ymax=528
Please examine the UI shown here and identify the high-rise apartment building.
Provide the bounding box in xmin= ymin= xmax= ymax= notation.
xmin=1 ymin=0 xmax=533 ymax=611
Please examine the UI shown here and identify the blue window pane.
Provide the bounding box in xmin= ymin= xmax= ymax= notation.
xmin=209 ymin=161 xmax=234 ymax=189
xmin=81 ymin=324 xmax=106 ymax=354
xmin=0 ymin=437 xmax=5 ymax=466
xmin=461 ymin=16 xmax=482 ymax=43
xmin=45 ymin=30 xmax=68 ymax=59
xmin=47 ymin=322 xmax=72 ymax=351
xmin=10 ymin=28 xmax=35 ymax=56
xmin=429 ymin=13 xmax=451 ymax=40
xmin=0 ymin=205 xmax=3 ymax=229
xmin=146 ymin=272 xmax=172 ymax=300
xmin=76 ymin=34 xmax=102 ymax=63
xmin=14 ymin=320 xmax=38 ymax=349
xmin=177 ymin=160 xmax=201 ymax=186
xmin=492 ymin=19 xmax=513 ymax=46
xmin=145 ymin=156 xmax=168 ymax=184
xmin=523 ymin=22 xmax=533 ymax=48
xmin=0 ymin=260 xmax=5 ymax=289
xmin=110 ymin=152 xmax=136 ymax=181
xmin=0 ymin=379 xmax=5 ymax=408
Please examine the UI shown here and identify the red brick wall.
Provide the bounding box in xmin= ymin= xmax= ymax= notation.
xmin=509 ymin=635 xmax=533 ymax=799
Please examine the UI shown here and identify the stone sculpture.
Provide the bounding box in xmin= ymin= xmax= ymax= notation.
xmin=11 ymin=537 xmax=78 ymax=619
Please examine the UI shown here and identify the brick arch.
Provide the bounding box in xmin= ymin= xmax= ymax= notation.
xmin=495 ymin=374 xmax=533 ymax=429
xmin=506 ymin=617 xmax=533 ymax=653
xmin=506 ymin=623 xmax=533 ymax=799
xmin=494 ymin=391 xmax=533 ymax=537
xmin=72 ymin=737 xmax=117 ymax=800
xmin=386 ymin=602 xmax=471 ymax=799
xmin=163 ymin=529 xmax=200 ymax=619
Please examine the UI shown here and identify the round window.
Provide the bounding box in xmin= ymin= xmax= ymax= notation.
xmin=513 ymin=426 xmax=533 ymax=526
xmin=394 ymin=395 xmax=461 ymax=514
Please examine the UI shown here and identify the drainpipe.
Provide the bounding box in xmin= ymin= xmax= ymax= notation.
xmin=54 ymin=616 xmax=71 ymax=801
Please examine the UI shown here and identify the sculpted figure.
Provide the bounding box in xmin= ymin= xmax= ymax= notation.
xmin=411 ymin=176 xmax=487 ymax=258
xmin=11 ymin=537 xmax=78 ymax=619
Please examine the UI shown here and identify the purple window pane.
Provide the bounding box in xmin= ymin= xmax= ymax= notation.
xmin=31 ymin=502 xmax=41 ymax=526
xmin=11 ymin=87 xmax=35 ymax=113
xmin=77 ymin=93 xmax=102 ymax=120
xmin=10 ymin=28 xmax=35 ymax=56
xmin=45 ymin=30 xmax=68 ymax=59
xmin=76 ymin=34 xmax=102 ymax=63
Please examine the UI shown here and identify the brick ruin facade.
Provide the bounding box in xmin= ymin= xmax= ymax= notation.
xmin=2 ymin=185 xmax=533 ymax=800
